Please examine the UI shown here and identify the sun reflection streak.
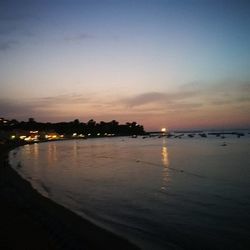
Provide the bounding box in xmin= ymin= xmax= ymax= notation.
xmin=161 ymin=138 xmax=170 ymax=190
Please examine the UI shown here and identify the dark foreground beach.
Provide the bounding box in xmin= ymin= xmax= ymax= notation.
xmin=0 ymin=142 xmax=140 ymax=250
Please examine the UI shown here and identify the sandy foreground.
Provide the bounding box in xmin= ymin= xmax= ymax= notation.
xmin=0 ymin=142 xmax=140 ymax=250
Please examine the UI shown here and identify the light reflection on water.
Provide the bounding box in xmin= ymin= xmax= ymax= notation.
xmin=161 ymin=138 xmax=170 ymax=191
xmin=48 ymin=142 xmax=57 ymax=164
xmin=9 ymin=136 xmax=250 ymax=250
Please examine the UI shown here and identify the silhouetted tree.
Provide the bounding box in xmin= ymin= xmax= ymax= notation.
xmin=73 ymin=119 xmax=80 ymax=125
xmin=28 ymin=118 xmax=35 ymax=123
xmin=0 ymin=117 xmax=145 ymax=136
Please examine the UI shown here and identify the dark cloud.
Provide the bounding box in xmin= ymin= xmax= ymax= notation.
xmin=238 ymin=82 xmax=250 ymax=91
xmin=123 ymin=92 xmax=165 ymax=107
xmin=122 ymin=90 xmax=198 ymax=107
xmin=1 ymin=81 xmax=249 ymax=122
xmin=207 ymin=81 xmax=250 ymax=106
xmin=35 ymin=94 xmax=89 ymax=104
xmin=167 ymin=102 xmax=203 ymax=111
xmin=118 ymin=81 xmax=250 ymax=113
xmin=65 ymin=33 xmax=95 ymax=41
xmin=210 ymin=96 xmax=250 ymax=106
xmin=209 ymin=80 xmax=250 ymax=92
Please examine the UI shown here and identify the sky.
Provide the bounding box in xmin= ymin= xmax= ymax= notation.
xmin=0 ymin=0 xmax=250 ymax=131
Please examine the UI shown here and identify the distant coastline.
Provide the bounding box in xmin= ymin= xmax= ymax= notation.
xmin=0 ymin=117 xmax=145 ymax=144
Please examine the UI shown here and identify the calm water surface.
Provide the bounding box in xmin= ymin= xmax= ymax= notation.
xmin=9 ymin=134 xmax=250 ymax=249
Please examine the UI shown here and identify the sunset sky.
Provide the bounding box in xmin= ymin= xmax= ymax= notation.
xmin=0 ymin=0 xmax=250 ymax=131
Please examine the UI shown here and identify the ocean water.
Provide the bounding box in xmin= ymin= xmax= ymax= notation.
xmin=9 ymin=133 xmax=250 ymax=249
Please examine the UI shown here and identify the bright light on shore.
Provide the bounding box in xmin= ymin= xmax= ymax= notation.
xmin=161 ymin=128 xmax=166 ymax=132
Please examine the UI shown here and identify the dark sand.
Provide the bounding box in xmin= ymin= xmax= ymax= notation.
xmin=0 ymin=142 xmax=140 ymax=250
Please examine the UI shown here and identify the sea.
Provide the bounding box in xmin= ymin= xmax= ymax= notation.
xmin=9 ymin=131 xmax=250 ymax=249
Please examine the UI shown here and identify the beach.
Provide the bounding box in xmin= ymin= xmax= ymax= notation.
xmin=0 ymin=142 xmax=140 ymax=250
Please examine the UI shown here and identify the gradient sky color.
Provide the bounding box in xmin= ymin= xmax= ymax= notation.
xmin=0 ymin=0 xmax=250 ymax=130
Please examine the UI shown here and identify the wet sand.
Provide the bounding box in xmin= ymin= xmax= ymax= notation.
xmin=0 ymin=142 xmax=140 ymax=250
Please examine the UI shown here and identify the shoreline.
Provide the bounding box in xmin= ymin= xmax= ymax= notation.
xmin=0 ymin=142 xmax=140 ymax=250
